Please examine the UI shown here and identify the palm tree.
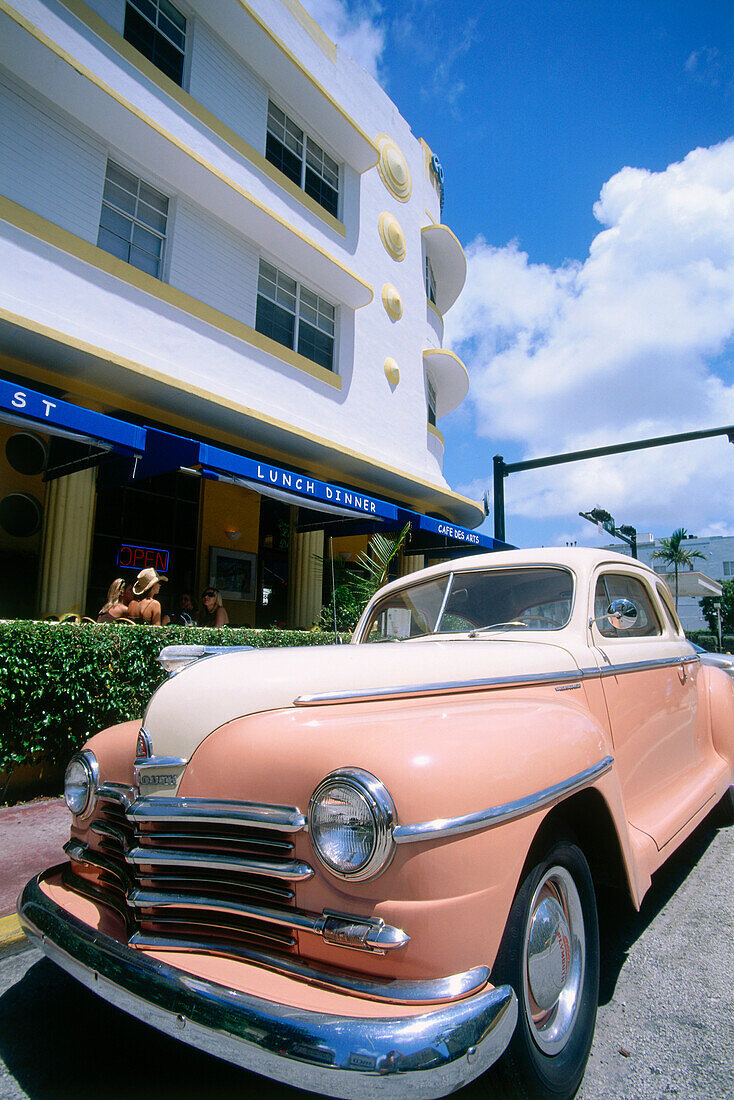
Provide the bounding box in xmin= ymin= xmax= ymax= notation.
xmin=651 ymin=528 xmax=706 ymax=608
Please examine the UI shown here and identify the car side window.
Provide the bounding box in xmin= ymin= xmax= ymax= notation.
xmin=656 ymin=583 xmax=683 ymax=635
xmin=594 ymin=574 xmax=661 ymax=639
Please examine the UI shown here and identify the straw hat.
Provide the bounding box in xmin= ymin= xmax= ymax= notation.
xmin=132 ymin=567 xmax=168 ymax=597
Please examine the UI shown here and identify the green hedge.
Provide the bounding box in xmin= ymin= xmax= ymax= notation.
xmin=0 ymin=621 xmax=345 ymax=774
xmin=685 ymin=630 xmax=734 ymax=652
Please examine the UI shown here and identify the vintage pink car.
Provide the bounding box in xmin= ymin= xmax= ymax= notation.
xmin=19 ymin=548 xmax=734 ymax=1099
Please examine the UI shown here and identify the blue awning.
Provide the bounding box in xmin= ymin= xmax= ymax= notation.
xmin=398 ymin=509 xmax=512 ymax=552
xmin=0 ymin=378 xmax=146 ymax=455
xmin=141 ymin=429 xmax=400 ymax=522
xmin=139 ymin=428 xmax=508 ymax=549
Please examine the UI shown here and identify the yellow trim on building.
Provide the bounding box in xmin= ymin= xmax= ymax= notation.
xmin=381 ymin=284 xmax=403 ymax=320
xmin=427 ymin=297 xmax=444 ymax=325
xmin=378 ymin=211 xmax=406 ymax=261
xmin=0 ymin=327 xmax=484 ymax=523
xmin=374 ymin=134 xmax=412 ymax=202
xmin=57 ymin=0 xmax=345 ymax=236
xmin=427 ymin=422 xmax=445 ymax=445
xmin=1 ymin=1 xmax=374 ymax=302
xmin=0 ymin=196 xmax=342 ymax=389
xmin=277 ymin=0 xmax=337 ymax=62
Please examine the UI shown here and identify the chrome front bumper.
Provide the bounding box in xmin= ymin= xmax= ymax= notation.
xmin=19 ymin=870 xmax=517 ymax=1099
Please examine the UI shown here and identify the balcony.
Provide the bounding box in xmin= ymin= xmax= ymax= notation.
xmin=423 ymin=350 xmax=469 ymax=418
xmin=422 ymin=224 xmax=467 ymax=314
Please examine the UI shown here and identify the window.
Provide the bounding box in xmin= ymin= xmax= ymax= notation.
xmin=256 ymin=260 xmax=336 ymax=371
xmin=97 ymin=161 xmax=169 ymax=278
xmin=360 ymin=567 xmax=573 ymax=642
xmin=425 ymin=255 xmax=437 ymax=304
xmin=124 ymin=0 xmax=186 ymax=86
xmin=594 ymin=574 xmax=661 ymax=638
xmin=656 ymin=584 xmax=682 ymax=634
xmin=427 ymin=377 xmax=437 ymax=427
xmin=723 ymin=561 xmax=734 ymax=576
xmin=265 ymin=101 xmax=339 ymax=218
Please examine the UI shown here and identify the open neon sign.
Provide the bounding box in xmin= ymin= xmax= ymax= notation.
xmin=117 ymin=544 xmax=170 ymax=572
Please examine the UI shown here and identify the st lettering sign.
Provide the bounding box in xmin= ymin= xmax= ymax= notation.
xmin=117 ymin=543 xmax=170 ymax=572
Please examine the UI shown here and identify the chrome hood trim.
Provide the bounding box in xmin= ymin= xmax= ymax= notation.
xmin=143 ymin=639 xmax=580 ymax=761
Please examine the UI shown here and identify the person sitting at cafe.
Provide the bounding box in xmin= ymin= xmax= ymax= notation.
xmin=128 ymin=568 xmax=167 ymax=625
xmin=169 ymin=592 xmax=195 ymax=626
xmin=199 ymin=587 xmax=228 ymax=627
xmin=96 ymin=578 xmax=128 ymax=623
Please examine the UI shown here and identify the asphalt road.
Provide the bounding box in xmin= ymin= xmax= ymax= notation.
xmin=0 ymin=804 xmax=731 ymax=1100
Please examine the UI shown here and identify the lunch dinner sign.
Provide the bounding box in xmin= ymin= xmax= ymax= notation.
xmin=199 ymin=443 xmax=400 ymax=522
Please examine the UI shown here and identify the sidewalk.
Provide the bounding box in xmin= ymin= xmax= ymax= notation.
xmin=0 ymin=797 xmax=70 ymax=951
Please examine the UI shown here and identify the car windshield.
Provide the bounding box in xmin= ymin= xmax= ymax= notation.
xmin=359 ymin=567 xmax=574 ymax=642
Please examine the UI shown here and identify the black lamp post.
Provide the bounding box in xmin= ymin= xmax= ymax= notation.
xmin=492 ymin=424 xmax=734 ymax=543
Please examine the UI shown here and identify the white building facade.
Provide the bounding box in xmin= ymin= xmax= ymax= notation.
xmin=0 ymin=0 xmax=496 ymax=624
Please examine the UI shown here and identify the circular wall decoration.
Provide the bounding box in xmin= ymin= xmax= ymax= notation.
xmin=0 ymin=492 xmax=43 ymax=538
xmin=382 ymin=284 xmax=403 ymax=320
xmin=375 ymin=135 xmax=412 ymax=202
xmin=384 ymin=358 xmax=400 ymax=385
xmin=378 ymin=212 xmax=406 ymax=261
xmin=5 ymin=431 xmax=47 ymax=476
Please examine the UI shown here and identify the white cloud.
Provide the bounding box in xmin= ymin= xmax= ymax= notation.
xmin=299 ymin=0 xmax=384 ymax=78
xmin=446 ymin=140 xmax=734 ymax=537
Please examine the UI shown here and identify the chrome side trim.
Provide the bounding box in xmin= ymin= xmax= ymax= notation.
xmin=294 ymin=668 xmax=587 ymax=706
xmin=588 ymin=654 xmax=700 ymax=677
xmin=295 ymin=653 xmax=701 ymax=706
xmin=393 ymin=757 xmax=614 ymax=844
xmin=127 ymin=796 xmax=306 ymax=832
xmin=20 ymin=871 xmax=517 ymax=1099
xmin=125 ymin=847 xmax=313 ymax=881
xmin=128 ymin=930 xmax=490 ymax=1005
xmin=128 ymin=890 xmax=409 ymax=953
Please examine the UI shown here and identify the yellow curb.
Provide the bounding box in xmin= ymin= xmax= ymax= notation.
xmin=0 ymin=913 xmax=26 ymax=950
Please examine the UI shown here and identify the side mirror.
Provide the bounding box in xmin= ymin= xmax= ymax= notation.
xmin=589 ymin=598 xmax=638 ymax=631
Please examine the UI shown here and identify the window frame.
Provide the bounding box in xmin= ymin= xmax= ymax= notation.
xmin=97 ymin=158 xmax=171 ymax=280
xmin=265 ymin=99 xmax=340 ymax=219
xmin=123 ymin=0 xmax=189 ymax=88
xmin=592 ymin=571 xmax=663 ymax=640
xmin=255 ymin=258 xmax=338 ymax=374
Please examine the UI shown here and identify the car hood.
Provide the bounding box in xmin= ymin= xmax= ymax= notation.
xmin=142 ymin=637 xmax=581 ymax=762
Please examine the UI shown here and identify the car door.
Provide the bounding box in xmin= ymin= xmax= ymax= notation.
xmin=590 ymin=568 xmax=703 ymax=850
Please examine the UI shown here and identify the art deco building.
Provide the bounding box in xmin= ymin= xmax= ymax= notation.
xmin=0 ymin=0 xmax=500 ymax=624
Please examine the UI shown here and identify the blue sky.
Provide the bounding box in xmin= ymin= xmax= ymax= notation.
xmin=306 ymin=0 xmax=734 ymax=549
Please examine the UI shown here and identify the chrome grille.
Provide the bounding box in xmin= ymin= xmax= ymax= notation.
xmin=66 ymin=793 xmax=310 ymax=956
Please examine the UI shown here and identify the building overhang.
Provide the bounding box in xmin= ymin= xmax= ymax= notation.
xmin=222 ymin=2 xmax=378 ymax=172
xmin=423 ymin=349 xmax=469 ymax=418
xmin=0 ymin=315 xmax=486 ymax=528
xmin=0 ymin=9 xmax=372 ymax=309
xmin=657 ymin=571 xmax=723 ymax=598
xmin=422 ymin=224 xmax=467 ymax=314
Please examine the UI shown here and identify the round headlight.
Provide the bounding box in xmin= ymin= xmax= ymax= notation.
xmin=64 ymin=750 xmax=98 ymax=818
xmin=309 ymin=768 xmax=396 ymax=881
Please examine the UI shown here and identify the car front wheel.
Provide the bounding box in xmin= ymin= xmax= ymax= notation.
xmin=492 ymin=838 xmax=599 ymax=1099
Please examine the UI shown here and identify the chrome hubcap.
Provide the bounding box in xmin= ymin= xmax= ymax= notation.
xmin=522 ymin=865 xmax=585 ymax=1054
